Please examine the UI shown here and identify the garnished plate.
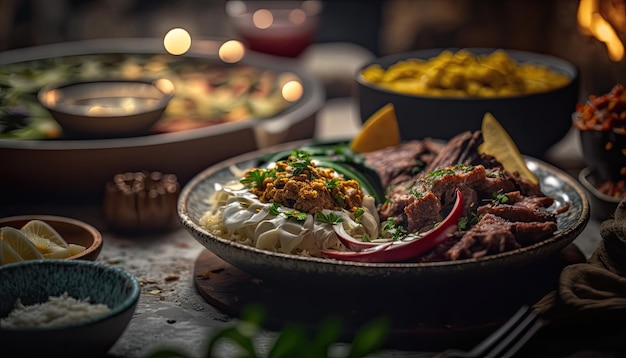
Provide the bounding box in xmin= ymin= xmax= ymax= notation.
xmin=178 ymin=139 xmax=590 ymax=286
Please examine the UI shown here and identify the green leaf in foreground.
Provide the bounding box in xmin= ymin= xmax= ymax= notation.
xmin=145 ymin=304 xmax=389 ymax=358
xmin=346 ymin=316 xmax=391 ymax=358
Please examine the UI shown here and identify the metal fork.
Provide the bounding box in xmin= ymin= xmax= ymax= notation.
xmin=432 ymin=306 xmax=543 ymax=358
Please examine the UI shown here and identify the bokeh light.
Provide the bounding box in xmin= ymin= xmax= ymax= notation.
xmin=163 ymin=28 xmax=192 ymax=55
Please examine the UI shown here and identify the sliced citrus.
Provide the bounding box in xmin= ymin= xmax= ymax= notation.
xmin=350 ymin=103 xmax=401 ymax=153
xmin=1 ymin=227 xmax=44 ymax=261
xmin=0 ymin=240 xmax=23 ymax=265
xmin=21 ymin=219 xmax=69 ymax=254
xmin=43 ymin=247 xmax=72 ymax=259
xmin=478 ymin=112 xmax=539 ymax=185
xmin=69 ymin=243 xmax=87 ymax=256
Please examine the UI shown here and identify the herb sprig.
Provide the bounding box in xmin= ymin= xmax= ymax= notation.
xmin=241 ymin=169 xmax=276 ymax=187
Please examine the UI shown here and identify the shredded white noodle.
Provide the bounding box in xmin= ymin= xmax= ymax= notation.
xmin=200 ymin=180 xmax=380 ymax=257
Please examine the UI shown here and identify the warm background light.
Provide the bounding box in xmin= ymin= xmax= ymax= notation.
xmin=163 ymin=28 xmax=192 ymax=55
xmin=218 ymin=40 xmax=245 ymax=63
xmin=281 ymin=80 xmax=303 ymax=102
xmin=288 ymin=9 xmax=307 ymax=25
xmin=252 ymin=9 xmax=273 ymax=29
xmin=577 ymin=0 xmax=625 ymax=61
xmin=154 ymin=79 xmax=175 ymax=95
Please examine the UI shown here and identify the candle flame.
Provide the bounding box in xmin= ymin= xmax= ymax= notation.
xmin=164 ymin=28 xmax=192 ymax=56
xmin=577 ymin=0 xmax=624 ymax=61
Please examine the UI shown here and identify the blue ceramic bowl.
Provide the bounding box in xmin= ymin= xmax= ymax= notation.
xmin=0 ymin=259 xmax=140 ymax=355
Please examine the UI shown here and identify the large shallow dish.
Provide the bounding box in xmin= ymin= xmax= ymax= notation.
xmin=0 ymin=38 xmax=324 ymax=204
xmin=354 ymin=48 xmax=580 ymax=158
xmin=178 ymin=140 xmax=590 ymax=287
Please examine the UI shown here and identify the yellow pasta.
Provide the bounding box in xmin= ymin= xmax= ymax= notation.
xmin=361 ymin=49 xmax=571 ymax=98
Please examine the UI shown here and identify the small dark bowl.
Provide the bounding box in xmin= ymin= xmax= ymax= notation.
xmin=578 ymin=166 xmax=622 ymax=220
xmin=38 ymin=79 xmax=174 ymax=138
xmin=575 ymin=113 xmax=626 ymax=183
xmin=354 ymin=48 xmax=579 ymax=158
xmin=0 ymin=259 xmax=140 ymax=355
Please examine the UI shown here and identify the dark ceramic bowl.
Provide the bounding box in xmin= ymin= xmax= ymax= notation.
xmin=0 ymin=259 xmax=140 ymax=355
xmin=578 ymin=166 xmax=622 ymax=220
xmin=574 ymin=113 xmax=626 ymax=183
xmin=38 ymin=79 xmax=174 ymax=138
xmin=354 ymin=48 xmax=580 ymax=158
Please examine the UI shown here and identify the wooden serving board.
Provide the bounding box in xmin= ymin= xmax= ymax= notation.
xmin=193 ymin=245 xmax=585 ymax=351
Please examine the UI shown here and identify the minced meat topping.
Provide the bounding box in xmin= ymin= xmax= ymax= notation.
xmin=240 ymin=151 xmax=363 ymax=214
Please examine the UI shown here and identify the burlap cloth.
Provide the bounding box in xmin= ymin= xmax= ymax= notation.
xmin=530 ymin=199 xmax=626 ymax=356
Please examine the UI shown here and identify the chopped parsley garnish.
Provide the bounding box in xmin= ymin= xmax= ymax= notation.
xmin=483 ymin=190 xmax=509 ymax=205
xmin=354 ymin=208 xmax=365 ymax=222
xmin=458 ymin=212 xmax=480 ymax=232
xmin=381 ymin=217 xmax=406 ymax=241
xmin=409 ymin=188 xmax=423 ymax=198
xmin=240 ymin=169 xmax=275 ymax=187
xmin=316 ymin=212 xmax=344 ymax=224
xmin=289 ymin=151 xmax=313 ymax=177
xmin=285 ymin=210 xmax=308 ymax=221
xmin=326 ymin=178 xmax=341 ymax=189
xmin=269 ymin=202 xmax=282 ymax=216
xmin=270 ymin=202 xmax=308 ymax=221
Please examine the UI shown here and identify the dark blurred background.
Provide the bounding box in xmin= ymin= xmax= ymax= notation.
xmin=1 ymin=0 xmax=625 ymax=99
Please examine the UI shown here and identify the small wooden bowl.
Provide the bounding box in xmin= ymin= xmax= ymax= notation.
xmin=0 ymin=215 xmax=103 ymax=261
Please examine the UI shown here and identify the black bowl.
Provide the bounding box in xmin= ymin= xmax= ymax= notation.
xmin=354 ymin=48 xmax=580 ymax=158
xmin=575 ymin=115 xmax=626 ymax=183
xmin=578 ymin=166 xmax=622 ymax=220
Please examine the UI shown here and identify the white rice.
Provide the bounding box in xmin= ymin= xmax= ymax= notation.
xmin=1 ymin=292 xmax=111 ymax=328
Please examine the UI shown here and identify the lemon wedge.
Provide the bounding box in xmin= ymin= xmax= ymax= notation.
xmin=350 ymin=103 xmax=401 ymax=153
xmin=0 ymin=240 xmax=23 ymax=265
xmin=1 ymin=227 xmax=44 ymax=261
xmin=43 ymin=247 xmax=73 ymax=259
xmin=69 ymin=243 xmax=87 ymax=256
xmin=21 ymin=219 xmax=69 ymax=251
xmin=478 ymin=112 xmax=539 ymax=185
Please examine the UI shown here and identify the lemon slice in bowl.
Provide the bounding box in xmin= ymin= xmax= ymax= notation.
xmin=44 ymin=243 xmax=86 ymax=259
xmin=350 ymin=103 xmax=401 ymax=153
xmin=1 ymin=227 xmax=44 ymax=261
xmin=0 ymin=240 xmax=23 ymax=265
xmin=69 ymin=243 xmax=87 ymax=256
xmin=21 ymin=219 xmax=69 ymax=254
xmin=478 ymin=112 xmax=539 ymax=185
